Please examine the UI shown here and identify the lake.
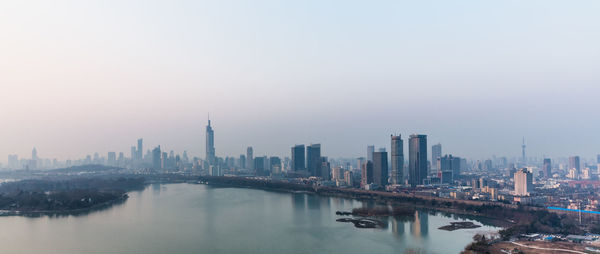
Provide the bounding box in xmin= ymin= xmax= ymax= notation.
xmin=0 ymin=183 xmax=499 ymax=254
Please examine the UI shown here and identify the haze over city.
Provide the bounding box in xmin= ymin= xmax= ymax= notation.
xmin=2 ymin=0 xmax=600 ymax=161
xmin=5 ymin=1 xmax=600 ymax=254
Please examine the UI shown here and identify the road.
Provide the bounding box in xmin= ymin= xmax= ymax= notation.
xmin=510 ymin=241 xmax=586 ymax=254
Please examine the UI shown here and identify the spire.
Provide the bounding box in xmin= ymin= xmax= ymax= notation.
xmin=208 ymin=113 xmax=211 ymax=126
xmin=521 ymin=137 xmax=526 ymax=164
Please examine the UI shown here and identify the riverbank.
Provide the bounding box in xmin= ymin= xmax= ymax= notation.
xmin=0 ymin=177 xmax=145 ymax=217
xmin=0 ymin=194 xmax=129 ymax=217
xmin=196 ymin=176 xmax=514 ymax=228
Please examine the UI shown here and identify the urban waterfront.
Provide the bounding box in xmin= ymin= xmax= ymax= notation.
xmin=0 ymin=183 xmax=498 ymax=254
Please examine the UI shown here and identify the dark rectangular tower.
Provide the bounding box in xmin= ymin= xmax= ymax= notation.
xmin=543 ymin=158 xmax=552 ymax=179
xmin=431 ymin=143 xmax=441 ymax=171
xmin=291 ymin=144 xmax=305 ymax=171
xmin=306 ymin=144 xmax=321 ymax=176
xmin=409 ymin=134 xmax=427 ymax=187
xmin=390 ymin=135 xmax=404 ymax=185
xmin=373 ymin=151 xmax=388 ymax=187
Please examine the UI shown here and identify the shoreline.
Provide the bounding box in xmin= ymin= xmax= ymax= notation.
xmin=196 ymin=176 xmax=514 ymax=229
xmin=0 ymin=194 xmax=129 ymax=217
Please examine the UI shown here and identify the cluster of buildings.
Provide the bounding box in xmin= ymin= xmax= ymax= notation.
xmin=5 ymin=119 xmax=600 ymax=215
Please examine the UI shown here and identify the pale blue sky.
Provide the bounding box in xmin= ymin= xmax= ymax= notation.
xmin=1 ymin=0 xmax=599 ymax=161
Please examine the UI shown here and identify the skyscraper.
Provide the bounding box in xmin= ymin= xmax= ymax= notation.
xmin=130 ymin=146 xmax=136 ymax=161
xmin=569 ymin=156 xmax=581 ymax=173
xmin=152 ymin=146 xmax=162 ymax=169
xmin=239 ymin=154 xmax=246 ymax=170
xmin=206 ymin=118 xmax=215 ymax=166
xmin=367 ymin=145 xmax=375 ymax=162
xmin=361 ymin=161 xmax=374 ymax=187
xmin=514 ymin=168 xmax=533 ymax=196
xmin=7 ymin=154 xmax=18 ymax=169
xmin=542 ymin=158 xmax=552 ymax=179
xmin=409 ymin=134 xmax=427 ymax=187
xmin=291 ymin=144 xmax=305 ymax=171
xmin=306 ymin=144 xmax=321 ymax=176
xmin=439 ymin=154 xmax=461 ymax=183
xmin=431 ymin=143 xmax=441 ymax=171
xmin=320 ymin=158 xmax=331 ymax=180
xmin=390 ymin=135 xmax=404 ymax=185
xmin=246 ymin=147 xmax=253 ymax=170
xmin=107 ymin=152 xmax=117 ymax=166
xmin=269 ymin=156 xmax=282 ymax=174
xmin=137 ymin=138 xmax=143 ymax=161
xmin=30 ymin=147 xmax=38 ymax=170
xmin=372 ymin=151 xmax=388 ymax=187
xmin=32 ymin=147 xmax=38 ymax=161
xmin=254 ymin=156 xmax=266 ymax=176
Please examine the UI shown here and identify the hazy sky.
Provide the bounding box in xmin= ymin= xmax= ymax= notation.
xmin=1 ymin=0 xmax=599 ymax=162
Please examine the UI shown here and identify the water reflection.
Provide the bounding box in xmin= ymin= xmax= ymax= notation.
xmin=152 ymin=183 xmax=161 ymax=195
xmin=410 ymin=210 xmax=429 ymax=239
xmin=0 ymin=184 xmax=501 ymax=254
xmin=292 ymin=193 xmax=306 ymax=211
xmin=306 ymin=194 xmax=320 ymax=210
xmin=390 ymin=216 xmax=405 ymax=237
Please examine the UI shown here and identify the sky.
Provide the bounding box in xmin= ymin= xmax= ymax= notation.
xmin=1 ymin=0 xmax=600 ymax=162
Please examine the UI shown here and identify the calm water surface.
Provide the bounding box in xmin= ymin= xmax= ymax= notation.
xmin=0 ymin=184 xmax=499 ymax=254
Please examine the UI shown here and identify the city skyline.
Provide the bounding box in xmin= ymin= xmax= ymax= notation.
xmin=5 ymin=122 xmax=600 ymax=166
xmin=2 ymin=1 xmax=600 ymax=161
xmin=2 ymin=1 xmax=600 ymax=253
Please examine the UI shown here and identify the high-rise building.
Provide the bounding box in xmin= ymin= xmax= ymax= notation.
xmin=161 ymin=152 xmax=168 ymax=169
xmin=431 ymin=143 xmax=441 ymax=171
xmin=8 ymin=155 xmax=18 ymax=169
xmin=137 ymin=138 xmax=143 ymax=161
xmin=440 ymin=171 xmax=453 ymax=184
xmin=130 ymin=146 xmax=137 ymax=161
xmin=246 ymin=147 xmax=253 ymax=170
xmin=206 ymin=118 xmax=215 ymax=166
xmin=390 ymin=135 xmax=404 ymax=185
xmin=29 ymin=147 xmax=38 ymax=170
xmin=569 ymin=156 xmax=580 ymax=173
xmin=542 ymin=158 xmax=552 ymax=179
xmin=320 ymin=158 xmax=331 ymax=180
xmin=439 ymin=154 xmax=461 ymax=182
xmin=107 ymin=152 xmax=117 ymax=166
xmin=291 ymin=145 xmax=305 ymax=171
xmin=118 ymin=152 xmax=125 ymax=167
xmin=373 ymin=151 xmax=388 ymax=187
xmin=514 ymin=168 xmax=533 ymax=196
xmin=332 ymin=167 xmax=343 ymax=180
xmin=239 ymin=154 xmax=246 ymax=170
xmin=582 ymin=168 xmax=591 ymax=180
xmin=270 ymin=156 xmax=282 ymax=174
xmin=254 ymin=156 xmax=266 ymax=176
xmin=32 ymin=147 xmax=38 ymax=161
xmin=357 ymin=157 xmax=366 ymax=173
xmin=367 ymin=145 xmax=375 ymax=162
xmin=361 ymin=161 xmax=374 ymax=187
xmin=409 ymin=134 xmax=427 ymax=187
xmin=306 ymin=144 xmax=321 ymax=176
xmin=152 ymin=146 xmax=162 ymax=169
xmin=568 ymin=168 xmax=579 ymax=179
xmin=344 ymin=170 xmax=353 ymax=186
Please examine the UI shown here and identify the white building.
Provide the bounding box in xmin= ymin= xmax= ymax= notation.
xmin=514 ymin=168 xmax=533 ymax=196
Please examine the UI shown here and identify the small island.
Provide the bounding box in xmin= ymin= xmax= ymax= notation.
xmin=438 ymin=221 xmax=481 ymax=231
xmin=336 ymin=218 xmax=386 ymax=229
